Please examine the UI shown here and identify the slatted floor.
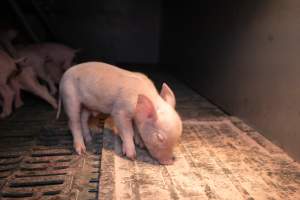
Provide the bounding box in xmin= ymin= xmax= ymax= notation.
xmin=0 ymin=99 xmax=102 ymax=200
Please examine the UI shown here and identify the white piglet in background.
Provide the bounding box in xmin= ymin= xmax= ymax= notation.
xmin=56 ymin=62 xmax=182 ymax=165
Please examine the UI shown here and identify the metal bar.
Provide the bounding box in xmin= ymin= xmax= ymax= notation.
xmin=30 ymin=0 xmax=58 ymax=41
xmin=7 ymin=0 xmax=40 ymax=43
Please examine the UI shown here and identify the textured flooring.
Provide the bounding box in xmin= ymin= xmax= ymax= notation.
xmin=99 ymin=72 xmax=300 ymax=200
xmin=0 ymin=98 xmax=102 ymax=200
xmin=1 ymin=72 xmax=300 ymax=200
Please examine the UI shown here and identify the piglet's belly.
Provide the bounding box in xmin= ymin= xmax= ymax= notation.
xmin=80 ymin=95 xmax=114 ymax=114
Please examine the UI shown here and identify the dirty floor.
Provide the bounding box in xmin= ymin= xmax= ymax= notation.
xmin=0 ymin=96 xmax=102 ymax=200
xmin=99 ymin=72 xmax=300 ymax=200
xmin=1 ymin=71 xmax=300 ymax=200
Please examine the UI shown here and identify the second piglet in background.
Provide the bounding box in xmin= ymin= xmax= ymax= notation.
xmin=26 ymin=43 xmax=79 ymax=79
xmin=56 ymin=62 xmax=182 ymax=165
xmin=0 ymin=49 xmax=18 ymax=118
xmin=16 ymin=42 xmax=79 ymax=95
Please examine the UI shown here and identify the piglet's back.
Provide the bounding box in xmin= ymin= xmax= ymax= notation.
xmin=64 ymin=62 xmax=156 ymax=94
xmin=61 ymin=62 xmax=159 ymax=112
xmin=60 ymin=62 xmax=159 ymax=114
xmin=66 ymin=62 xmax=140 ymax=79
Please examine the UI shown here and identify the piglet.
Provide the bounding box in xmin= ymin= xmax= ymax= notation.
xmin=0 ymin=49 xmax=17 ymax=118
xmin=16 ymin=46 xmax=58 ymax=95
xmin=9 ymin=66 xmax=58 ymax=110
xmin=15 ymin=43 xmax=79 ymax=90
xmin=56 ymin=62 xmax=182 ymax=165
xmin=44 ymin=61 xmax=64 ymax=85
xmin=26 ymin=42 xmax=79 ymax=72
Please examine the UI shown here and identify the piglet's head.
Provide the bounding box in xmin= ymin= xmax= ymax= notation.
xmin=62 ymin=48 xmax=81 ymax=71
xmin=134 ymin=83 xmax=182 ymax=165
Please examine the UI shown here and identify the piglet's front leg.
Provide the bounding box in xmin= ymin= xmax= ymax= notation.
xmin=134 ymin=130 xmax=145 ymax=149
xmin=0 ymin=83 xmax=15 ymax=118
xmin=40 ymin=72 xmax=57 ymax=95
xmin=112 ymin=110 xmax=136 ymax=160
xmin=9 ymin=78 xmax=24 ymax=108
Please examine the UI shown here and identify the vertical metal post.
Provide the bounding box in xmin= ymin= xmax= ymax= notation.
xmin=31 ymin=0 xmax=57 ymax=41
xmin=7 ymin=0 xmax=40 ymax=43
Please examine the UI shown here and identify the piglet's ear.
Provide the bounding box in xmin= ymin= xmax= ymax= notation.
xmin=135 ymin=95 xmax=157 ymax=121
xmin=160 ymin=83 xmax=176 ymax=108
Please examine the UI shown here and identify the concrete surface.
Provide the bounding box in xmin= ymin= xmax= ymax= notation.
xmin=99 ymin=73 xmax=300 ymax=200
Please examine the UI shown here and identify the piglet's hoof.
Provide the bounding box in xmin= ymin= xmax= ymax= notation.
xmin=122 ymin=145 xmax=136 ymax=160
xmin=74 ymin=142 xmax=86 ymax=155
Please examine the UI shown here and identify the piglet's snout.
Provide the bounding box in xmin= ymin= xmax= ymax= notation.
xmin=159 ymin=156 xmax=176 ymax=165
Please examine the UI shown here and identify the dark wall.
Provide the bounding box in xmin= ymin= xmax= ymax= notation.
xmin=161 ymin=1 xmax=300 ymax=161
xmin=2 ymin=0 xmax=161 ymax=64
xmin=50 ymin=0 xmax=161 ymax=63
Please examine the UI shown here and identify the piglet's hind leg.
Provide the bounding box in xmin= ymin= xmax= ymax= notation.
xmin=81 ymin=108 xmax=92 ymax=144
xmin=19 ymin=70 xmax=57 ymax=109
xmin=0 ymin=84 xmax=15 ymax=118
xmin=62 ymin=90 xmax=86 ymax=155
xmin=9 ymin=79 xmax=24 ymax=108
